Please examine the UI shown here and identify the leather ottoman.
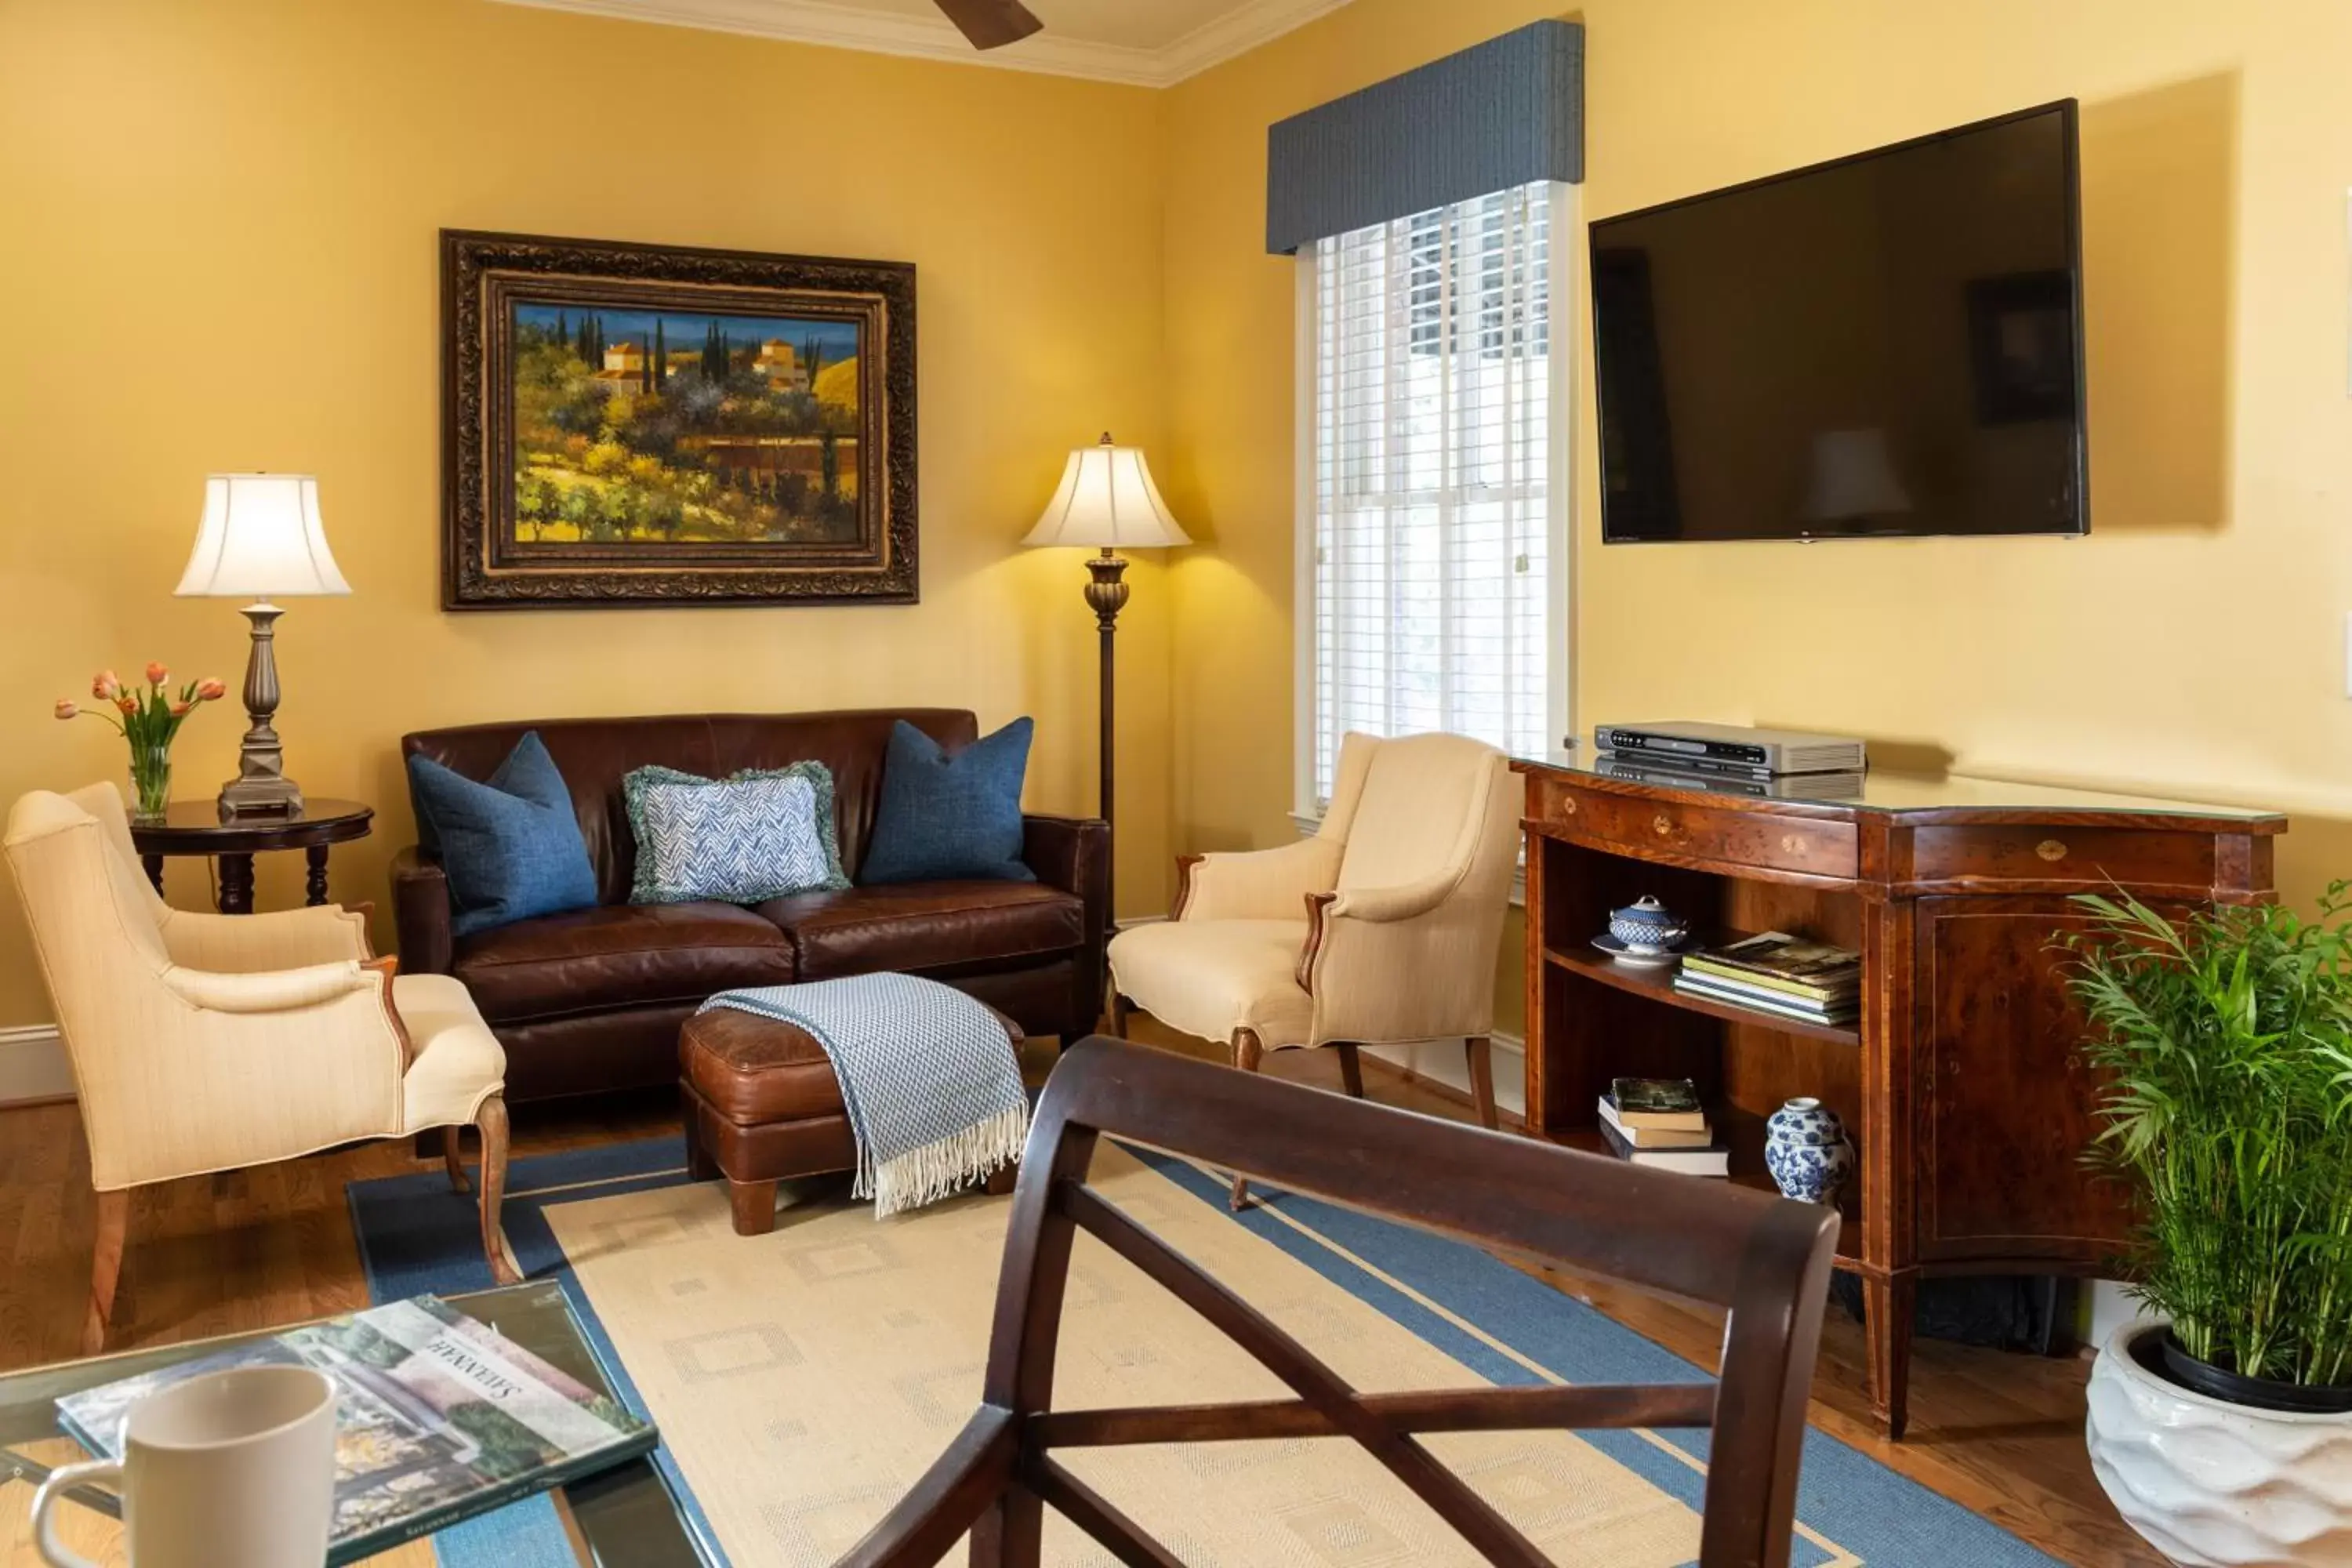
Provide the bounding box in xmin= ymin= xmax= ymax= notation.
xmin=679 ymin=1004 xmax=1025 ymax=1236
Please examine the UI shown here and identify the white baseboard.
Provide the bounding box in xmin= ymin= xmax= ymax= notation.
xmin=1363 ymin=1031 xmax=1527 ymax=1119
xmin=0 ymin=1025 xmax=73 ymax=1105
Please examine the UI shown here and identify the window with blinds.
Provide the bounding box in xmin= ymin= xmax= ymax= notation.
xmin=1300 ymin=180 xmax=1563 ymax=813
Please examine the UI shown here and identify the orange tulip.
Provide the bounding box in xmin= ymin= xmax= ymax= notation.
xmin=115 ymin=695 xmax=136 ymax=715
xmin=53 ymin=699 xmax=77 ymax=720
xmin=145 ymin=661 xmax=169 ymax=686
xmin=169 ymin=699 xmax=193 ymax=717
xmin=93 ymin=670 xmax=122 ymax=701
xmin=196 ymin=677 xmax=227 ymax=702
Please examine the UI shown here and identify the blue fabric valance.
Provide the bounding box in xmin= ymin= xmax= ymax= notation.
xmin=1265 ymin=19 xmax=1584 ymax=256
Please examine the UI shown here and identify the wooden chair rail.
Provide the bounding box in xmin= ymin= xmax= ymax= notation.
xmin=1026 ymin=1381 xmax=1719 ymax=1449
xmin=1036 ymin=1036 xmax=1827 ymax=1310
xmin=832 ymin=1038 xmax=1839 ymax=1568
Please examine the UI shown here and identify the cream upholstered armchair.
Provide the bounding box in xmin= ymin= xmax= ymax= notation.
xmin=1107 ymin=731 xmax=1519 ymax=1203
xmin=5 ymin=784 xmax=518 ymax=1352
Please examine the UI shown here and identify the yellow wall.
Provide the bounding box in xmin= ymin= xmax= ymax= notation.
xmin=1160 ymin=0 xmax=2352 ymax=1003
xmin=11 ymin=0 xmax=2352 ymax=1036
xmin=0 ymin=0 xmax=1172 ymax=1026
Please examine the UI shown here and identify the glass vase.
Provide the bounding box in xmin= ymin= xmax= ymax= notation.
xmin=129 ymin=740 xmax=172 ymax=823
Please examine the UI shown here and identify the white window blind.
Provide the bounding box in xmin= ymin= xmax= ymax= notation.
xmin=1302 ymin=180 xmax=1559 ymax=812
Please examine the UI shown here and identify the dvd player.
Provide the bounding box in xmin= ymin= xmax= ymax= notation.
xmin=1592 ymin=754 xmax=1867 ymax=801
xmin=1592 ymin=721 xmax=1867 ymax=776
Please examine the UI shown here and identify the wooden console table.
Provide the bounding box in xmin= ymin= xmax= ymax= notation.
xmin=1514 ymin=752 xmax=2284 ymax=1439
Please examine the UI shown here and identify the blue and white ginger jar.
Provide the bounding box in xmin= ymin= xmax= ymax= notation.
xmin=1763 ymin=1097 xmax=1855 ymax=1207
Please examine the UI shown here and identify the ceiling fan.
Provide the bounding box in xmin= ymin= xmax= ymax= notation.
xmin=933 ymin=0 xmax=1044 ymax=49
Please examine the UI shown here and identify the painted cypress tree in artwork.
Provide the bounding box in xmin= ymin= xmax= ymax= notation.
xmin=703 ymin=321 xmax=722 ymax=382
xmin=802 ymin=336 xmax=822 ymax=390
xmin=639 ymin=329 xmax=653 ymax=394
xmin=557 ymin=310 xmax=570 ymax=353
xmin=653 ymin=319 xmax=666 ymax=389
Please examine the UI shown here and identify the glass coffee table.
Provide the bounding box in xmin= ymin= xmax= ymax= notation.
xmin=0 ymin=1281 xmax=710 ymax=1566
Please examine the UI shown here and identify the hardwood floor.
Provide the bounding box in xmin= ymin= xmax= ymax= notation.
xmin=0 ymin=1025 xmax=2152 ymax=1566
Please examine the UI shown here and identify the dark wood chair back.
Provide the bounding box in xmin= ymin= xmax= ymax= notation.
xmin=834 ymin=1036 xmax=1840 ymax=1568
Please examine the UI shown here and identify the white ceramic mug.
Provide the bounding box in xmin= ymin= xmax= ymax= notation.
xmin=31 ymin=1364 xmax=339 ymax=1568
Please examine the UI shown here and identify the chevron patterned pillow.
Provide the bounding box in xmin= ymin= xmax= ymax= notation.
xmin=622 ymin=762 xmax=851 ymax=906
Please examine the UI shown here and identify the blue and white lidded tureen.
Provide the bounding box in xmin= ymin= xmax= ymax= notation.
xmin=1606 ymin=895 xmax=1691 ymax=953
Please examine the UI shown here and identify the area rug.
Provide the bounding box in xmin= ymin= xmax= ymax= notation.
xmin=347 ymin=1138 xmax=2063 ymax=1567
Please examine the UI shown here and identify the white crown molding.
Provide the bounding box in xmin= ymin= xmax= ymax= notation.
xmin=485 ymin=0 xmax=1348 ymax=87
xmin=1152 ymin=0 xmax=1350 ymax=84
xmin=0 ymin=1024 xmax=71 ymax=1106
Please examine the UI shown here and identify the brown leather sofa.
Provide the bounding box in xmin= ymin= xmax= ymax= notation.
xmin=391 ymin=710 xmax=1108 ymax=1105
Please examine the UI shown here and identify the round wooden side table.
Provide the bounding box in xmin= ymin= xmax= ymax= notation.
xmin=128 ymin=799 xmax=375 ymax=914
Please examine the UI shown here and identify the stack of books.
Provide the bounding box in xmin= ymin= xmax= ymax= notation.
xmin=1675 ymin=931 xmax=1861 ymax=1026
xmin=1595 ymin=1077 xmax=1728 ymax=1177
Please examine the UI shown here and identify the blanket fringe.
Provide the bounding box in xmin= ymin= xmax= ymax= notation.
xmin=861 ymin=1103 xmax=1029 ymax=1220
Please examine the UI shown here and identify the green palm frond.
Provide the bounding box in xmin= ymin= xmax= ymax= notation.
xmin=2060 ymin=884 xmax=2352 ymax=1387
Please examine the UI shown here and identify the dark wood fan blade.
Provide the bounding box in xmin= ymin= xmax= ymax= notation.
xmin=934 ymin=0 xmax=1043 ymax=49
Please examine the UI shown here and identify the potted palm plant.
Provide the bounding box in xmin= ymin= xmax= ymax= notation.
xmin=2066 ymin=888 xmax=2352 ymax=1566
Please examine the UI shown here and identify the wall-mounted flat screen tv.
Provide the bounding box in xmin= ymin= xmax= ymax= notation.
xmin=1592 ymin=100 xmax=2085 ymax=543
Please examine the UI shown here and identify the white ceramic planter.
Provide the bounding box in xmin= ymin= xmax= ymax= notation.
xmin=2087 ymin=1319 xmax=2352 ymax=1566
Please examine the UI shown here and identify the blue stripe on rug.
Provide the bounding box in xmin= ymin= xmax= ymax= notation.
xmin=349 ymin=1134 xmax=2063 ymax=1568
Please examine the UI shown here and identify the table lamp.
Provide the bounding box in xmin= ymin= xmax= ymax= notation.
xmin=1021 ymin=434 xmax=1189 ymax=924
xmin=174 ymin=474 xmax=350 ymax=819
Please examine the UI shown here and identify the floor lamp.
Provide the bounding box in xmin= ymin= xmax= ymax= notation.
xmin=1021 ymin=434 xmax=1190 ymax=930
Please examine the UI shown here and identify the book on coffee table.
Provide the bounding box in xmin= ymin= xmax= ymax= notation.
xmin=56 ymin=1295 xmax=655 ymax=1564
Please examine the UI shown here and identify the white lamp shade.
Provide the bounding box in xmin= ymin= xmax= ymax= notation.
xmin=175 ymin=474 xmax=351 ymax=599
xmin=1021 ymin=439 xmax=1191 ymax=550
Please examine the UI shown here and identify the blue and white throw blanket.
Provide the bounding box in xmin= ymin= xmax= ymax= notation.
xmin=699 ymin=973 xmax=1028 ymax=1218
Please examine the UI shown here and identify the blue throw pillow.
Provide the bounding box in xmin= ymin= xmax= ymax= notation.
xmin=858 ymin=718 xmax=1036 ymax=885
xmin=406 ymin=731 xmax=600 ymax=938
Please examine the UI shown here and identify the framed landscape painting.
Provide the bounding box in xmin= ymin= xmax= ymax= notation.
xmin=441 ymin=230 xmax=916 ymax=608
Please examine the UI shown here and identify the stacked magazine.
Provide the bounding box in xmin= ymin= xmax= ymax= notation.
xmin=56 ymin=1295 xmax=655 ymax=1563
xmin=1676 ymin=931 xmax=1861 ymax=1026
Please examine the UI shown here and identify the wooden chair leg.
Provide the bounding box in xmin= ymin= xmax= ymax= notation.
xmin=1465 ymin=1036 xmax=1500 ymax=1130
xmin=1228 ymin=1029 xmax=1265 ymax=1210
xmin=730 ymin=1178 xmax=780 ymax=1236
xmin=1109 ymin=992 xmax=1132 ymax=1039
xmin=476 ymin=1095 xmax=522 ymax=1285
xmin=1334 ymin=1042 xmax=1365 ymax=1099
xmin=441 ymin=1126 xmax=472 ymax=1193
xmin=83 ymin=1188 xmax=130 ymax=1356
